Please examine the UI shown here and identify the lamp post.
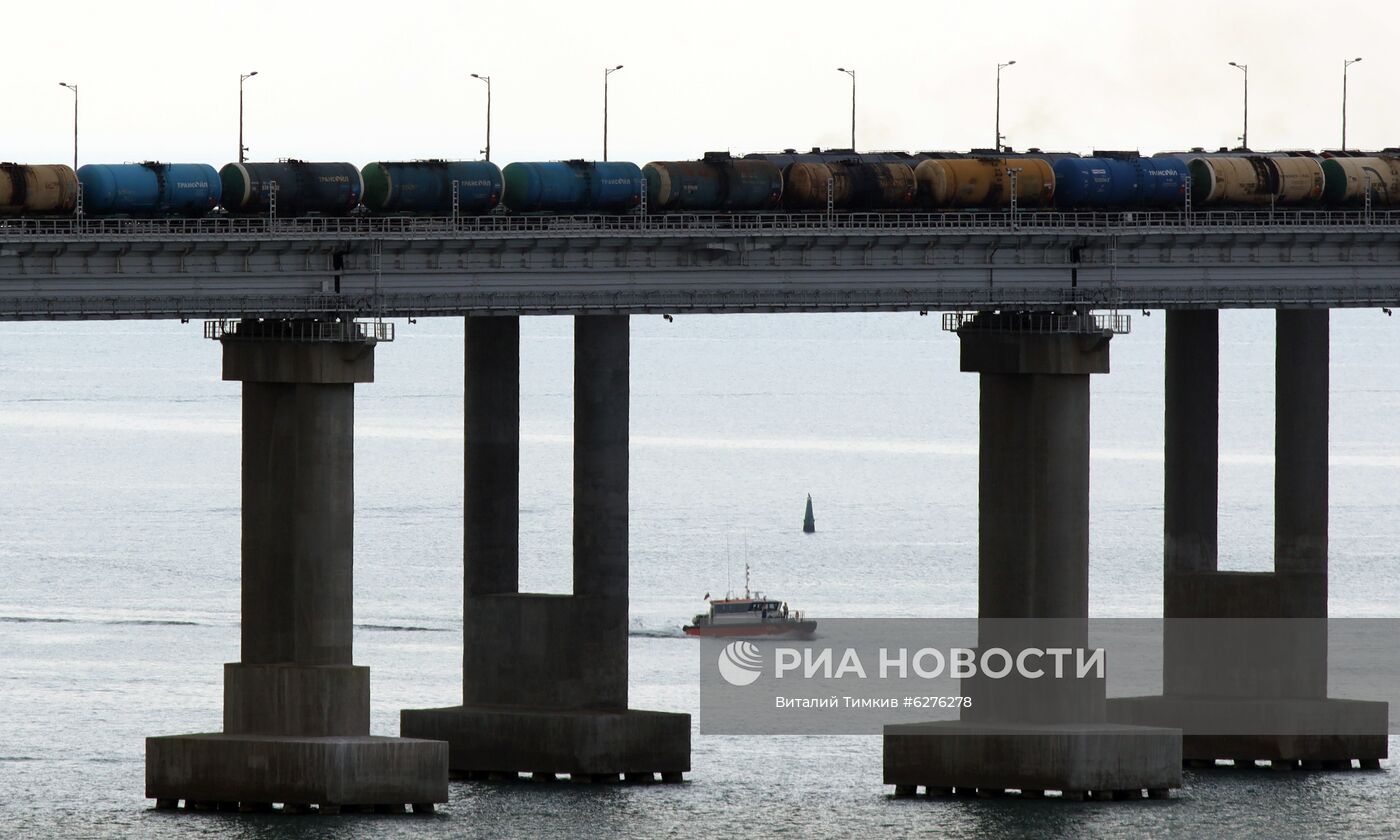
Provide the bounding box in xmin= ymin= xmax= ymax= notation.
xmin=996 ymin=61 xmax=1016 ymax=152
xmin=603 ymin=65 xmax=623 ymax=162
xmin=239 ymin=71 xmax=258 ymax=163
xmin=1228 ymin=61 xmax=1248 ymax=149
xmin=1342 ymin=57 xmax=1362 ymax=151
xmin=836 ymin=67 xmax=856 ymax=150
xmin=58 ymin=82 xmax=78 ymax=171
xmin=471 ymin=73 xmax=491 ymax=161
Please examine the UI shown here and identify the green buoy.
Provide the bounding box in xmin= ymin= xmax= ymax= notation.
xmin=803 ymin=494 xmax=816 ymax=534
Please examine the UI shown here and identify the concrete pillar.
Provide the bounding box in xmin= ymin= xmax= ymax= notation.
xmin=1161 ymin=310 xmax=1220 ymax=699
xmin=1164 ymin=310 xmax=1219 ymax=577
xmin=403 ymin=314 xmax=688 ymax=780
xmin=1274 ymin=310 xmax=1328 ymax=694
xmin=572 ymin=314 xmax=629 ymax=708
xmin=967 ymin=365 xmax=1101 ymax=725
xmin=976 ymin=371 xmax=1091 ymax=620
xmin=240 ymin=381 xmax=354 ymax=667
xmin=885 ymin=317 xmax=1181 ymax=796
xmin=147 ymin=322 xmax=447 ymax=811
xmin=464 ymin=316 xmax=520 ymax=599
xmin=1275 ymin=310 xmax=1328 ymax=612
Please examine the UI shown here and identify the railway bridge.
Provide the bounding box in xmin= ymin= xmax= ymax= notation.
xmin=1 ymin=210 xmax=1393 ymax=808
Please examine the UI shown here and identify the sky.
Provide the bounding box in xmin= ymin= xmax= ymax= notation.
xmin=5 ymin=0 xmax=1394 ymax=168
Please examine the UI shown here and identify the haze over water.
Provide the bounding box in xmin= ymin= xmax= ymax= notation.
xmin=1 ymin=311 xmax=1397 ymax=837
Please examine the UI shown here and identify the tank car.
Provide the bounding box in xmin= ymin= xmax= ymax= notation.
xmin=78 ymin=163 xmax=221 ymax=216
xmin=1052 ymin=154 xmax=1188 ymax=207
xmin=501 ymin=160 xmax=643 ymax=213
xmin=780 ymin=160 xmax=915 ymax=210
xmin=915 ymin=157 xmax=1054 ymax=208
xmin=1320 ymin=156 xmax=1400 ymax=205
xmin=1052 ymin=157 xmax=1138 ymax=206
xmin=360 ymin=160 xmax=501 ymax=215
xmin=0 ymin=163 xmax=79 ymax=216
xmin=219 ymin=161 xmax=363 ymax=215
xmin=644 ymin=153 xmax=782 ymax=212
xmin=1183 ymin=154 xmax=1323 ymax=206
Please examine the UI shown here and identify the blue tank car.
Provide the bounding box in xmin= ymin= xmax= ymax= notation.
xmin=1053 ymin=157 xmax=1137 ymax=207
xmin=77 ymin=162 xmax=221 ymax=216
xmin=361 ymin=160 xmax=502 ymax=214
xmin=501 ymin=160 xmax=643 ymax=213
xmin=1053 ymin=155 xmax=1189 ymax=208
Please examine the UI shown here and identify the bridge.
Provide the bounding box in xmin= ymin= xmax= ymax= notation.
xmin=3 ymin=211 xmax=1400 ymax=321
xmin=2 ymin=211 xmax=1393 ymax=812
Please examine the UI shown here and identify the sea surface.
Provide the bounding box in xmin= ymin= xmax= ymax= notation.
xmin=1 ymin=311 xmax=1397 ymax=838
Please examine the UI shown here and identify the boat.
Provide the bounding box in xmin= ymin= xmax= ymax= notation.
xmin=683 ymin=563 xmax=816 ymax=639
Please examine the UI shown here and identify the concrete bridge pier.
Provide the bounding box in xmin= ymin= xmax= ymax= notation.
xmin=401 ymin=315 xmax=690 ymax=782
xmin=146 ymin=321 xmax=448 ymax=813
xmin=885 ymin=314 xmax=1181 ymax=798
xmin=1108 ymin=309 xmax=1388 ymax=766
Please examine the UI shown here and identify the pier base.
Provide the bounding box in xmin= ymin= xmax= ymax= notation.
xmin=146 ymin=734 xmax=446 ymax=809
xmin=400 ymin=706 xmax=690 ymax=777
xmin=885 ymin=723 xmax=1180 ymax=796
xmin=1107 ymin=696 xmax=1387 ymax=765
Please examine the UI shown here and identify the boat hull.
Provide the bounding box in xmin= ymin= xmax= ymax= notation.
xmin=682 ymin=621 xmax=817 ymax=639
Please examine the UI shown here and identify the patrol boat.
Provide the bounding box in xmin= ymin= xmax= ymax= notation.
xmin=682 ymin=564 xmax=816 ymax=639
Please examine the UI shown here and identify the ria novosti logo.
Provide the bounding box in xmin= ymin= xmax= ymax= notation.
xmin=715 ymin=642 xmax=1106 ymax=686
xmin=717 ymin=641 xmax=764 ymax=686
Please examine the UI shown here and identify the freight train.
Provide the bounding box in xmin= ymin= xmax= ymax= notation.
xmin=4 ymin=147 xmax=1400 ymax=218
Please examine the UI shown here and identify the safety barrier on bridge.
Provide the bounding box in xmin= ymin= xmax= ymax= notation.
xmin=203 ymin=318 xmax=394 ymax=343
xmin=941 ymin=311 xmax=1131 ymax=335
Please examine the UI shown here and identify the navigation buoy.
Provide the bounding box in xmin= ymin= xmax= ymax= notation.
xmin=803 ymin=494 xmax=816 ymax=534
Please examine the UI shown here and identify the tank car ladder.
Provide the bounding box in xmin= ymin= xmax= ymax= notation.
xmin=1007 ymin=167 xmax=1022 ymax=230
xmin=826 ymin=175 xmax=835 ymax=229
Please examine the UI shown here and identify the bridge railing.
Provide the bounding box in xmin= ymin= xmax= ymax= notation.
xmin=942 ymin=311 xmax=1131 ymax=335
xmin=1 ymin=209 xmax=1398 ymax=239
xmin=204 ymin=318 xmax=394 ymax=343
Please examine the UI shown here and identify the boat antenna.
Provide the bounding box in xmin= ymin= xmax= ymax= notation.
xmin=745 ymin=560 xmax=751 ymax=599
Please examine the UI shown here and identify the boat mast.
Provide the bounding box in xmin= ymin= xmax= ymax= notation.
xmin=725 ymin=537 xmax=731 ymax=598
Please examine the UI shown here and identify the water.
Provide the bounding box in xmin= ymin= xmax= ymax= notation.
xmin=1 ymin=311 xmax=1396 ymax=838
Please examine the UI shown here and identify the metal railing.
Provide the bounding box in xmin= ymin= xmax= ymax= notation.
xmin=204 ymin=318 xmax=394 ymax=343
xmin=942 ymin=311 xmax=1131 ymax=335
xmin=2 ymin=209 xmax=1400 ymax=240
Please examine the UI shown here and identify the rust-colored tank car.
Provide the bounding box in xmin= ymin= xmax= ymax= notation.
xmin=1320 ymin=156 xmax=1400 ymax=204
xmin=781 ymin=160 xmax=915 ymax=210
xmin=0 ymin=163 xmax=79 ymax=215
xmin=915 ymin=157 xmax=1054 ymax=208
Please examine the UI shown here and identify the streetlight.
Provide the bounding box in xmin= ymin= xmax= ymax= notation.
xmin=1342 ymin=57 xmax=1362 ymax=151
xmin=239 ymin=71 xmax=258 ymax=163
xmin=471 ymin=73 xmax=491 ymax=161
xmin=58 ymin=82 xmax=78 ymax=171
xmin=996 ymin=61 xmax=1016 ymax=152
xmin=1228 ymin=61 xmax=1248 ymax=149
xmin=836 ymin=67 xmax=856 ymax=150
xmin=603 ymin=65 xmax=623 ymax=161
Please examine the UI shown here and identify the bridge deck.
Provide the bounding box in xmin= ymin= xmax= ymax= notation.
xmin=2 ymin=211 xmax=1398 ymax=319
